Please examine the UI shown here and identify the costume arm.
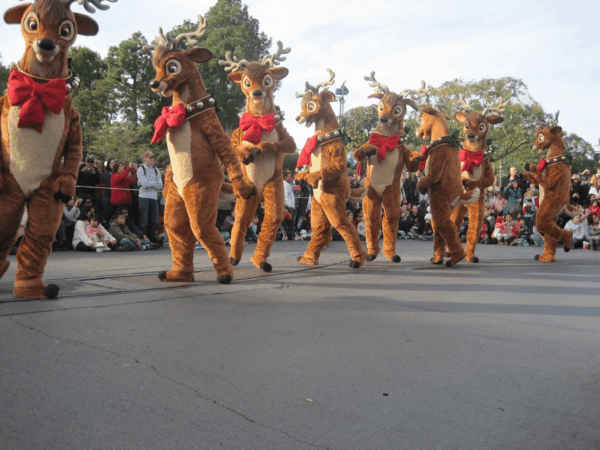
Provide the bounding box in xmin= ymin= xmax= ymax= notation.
xmin=417 ymin=153 xmax=447 ymax=192
xmin=402 ymin=145 xmax=422 ymax=173
xmin=202 ymin=114 xmax=244 ymax=181
xmin=258 ymin=123 xmax=296 ymax=155
xmin=319 ymin=141 xmax=347 ymax=181
xmin=480 ymin=159 xmax=495 ymax=189
xmin=53 ymin=107 xmax=83 ymax=201
xmin=353 ymin=141 xmax=376 ymax=161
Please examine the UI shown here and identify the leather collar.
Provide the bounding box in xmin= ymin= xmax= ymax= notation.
xmin=315 ymin=128 xmax=343 ymax=146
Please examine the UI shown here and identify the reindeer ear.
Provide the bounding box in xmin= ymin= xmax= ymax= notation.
xmin=228 ymin=72 xmax=243 ymax=84
xmin=321 ymin=90 xmax=336 ymax=103
xmin=454 ymin=111 xmax=467 ymax=123
xmin=4 ymin=4 xmax=30 ymax=24
xmin=404 ymin=99 xmax=418 ymax=111
xmin=368 ymin=93 xmax=384 ymax=100
xmin=74 ymin=13 xmax=99 ymax=36
xmin=270 ymin=67 xmax=289 ymax=80
xmin=185 ymin=48 xmax=213 ymax=63
xmin=486 ymin=115 xmax=504 ymax=125
xmin=550 ymin=125 xmax=562 ymax=134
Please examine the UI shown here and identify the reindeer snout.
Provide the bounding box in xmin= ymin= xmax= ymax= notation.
xmin=467 ymin=133 xmax=476 ymax=140
xmin=252 ymin=90 xmax=264 ymax=98
xmin=149 ymin=81 xmax=160 ymax=89
xmin=37 ymin=39 xmax=56 ymax=52
xmin=379 ymin=116 xmax=389 ymax=124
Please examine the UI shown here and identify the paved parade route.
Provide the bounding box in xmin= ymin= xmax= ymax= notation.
xmin=1 ymin=241 xmax=599 ymax=449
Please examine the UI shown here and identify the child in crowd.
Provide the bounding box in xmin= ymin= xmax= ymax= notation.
xmin=564 ymin=215 xmax=586 ymax=249
xmin=85 ymin=215 xmax=113 ymax=252
xmin=109 ymin=212 xmax=150 ymax=251
xmin=494 ymin=216 xmax=508 ymax=244
xmin=522 ymin=190 xmax=536 ymax=235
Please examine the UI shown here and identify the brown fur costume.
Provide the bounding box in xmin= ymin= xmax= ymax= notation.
xmin=143 ymin=16 xmax=255 ymax=284
xmin=416 ymin=102 xmax=479 ymax=267
xmin=295 ymin=69 xmax=366 ymax=268
xmin=522 ymin=112 xmax=577 ymax=262
xmin=352 ymin=73 xmax=421 ymax=263
xmin=449 ymin=100 xmax=505 ymax=263
xmin=0 ymin=0 xmax=112 ymax=299
xmin=218 ymin=42 xmax=296 ymax=272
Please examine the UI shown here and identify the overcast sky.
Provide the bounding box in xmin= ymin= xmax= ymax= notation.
xmin=2 ymin=0 xmax=599 ymax=154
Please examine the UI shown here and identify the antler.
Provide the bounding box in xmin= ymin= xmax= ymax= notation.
xmin=547 ymin=110 xmax=560 ymax=127
xmin=140 ymin=27 xmax=177 ymax=51
xmin=435 ymin=96 xmax=449 ymax=113
xmin=174 ymin=15 xmax=207 ymax=48
xmin=458 ymin=98 xmax=471 ymax=113
xmin=400 ymin=80 xmax=429 ymax=102
xmin=296 ymin=69 xmax=335 ymax=98
xmin=482 ymin=97 xmax=509 ymax=117
xmin=364 ymin=71 xmax=389 ymax=94
xmin=218 ymin=52 xmax=249 ymax=73
xmin=261 ymin=41 xmax=291 ymax=68
xmin=66 ymin=0 xmax=118 ymax=13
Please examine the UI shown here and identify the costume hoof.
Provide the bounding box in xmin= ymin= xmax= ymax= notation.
xmin=349 ymin=261 xmax=360 ymax=269
xmin=230 ymin=257 xmax=240 ymax=266
xmin=430 ymin=257 xmax=443 ymax=265
xmin=468 ymin=256 xmax=479 ymax=263
xmin=534 ymin=255 xmax=540 ymax=261
xmin=564 ymin=246 xmax=571 ymax=253
xmin=44 ymin=284 xmax=60 ymax=299
xmin=444 ymin=252 xmax=450 ymax=258
xmin=391 ymin=255 xmax=401 ymax=263
xmin=366 ymin=254 xmax=377 ymax=262
xmin=158 ymin=271 xmax=167 ymax=281
xmin=217 ymin=274 xmax=232 ymax=285
xmin=444 ymin=260 xmax=452 ymax=267
xmin=260 ymin=262 xmax=272 ymax=273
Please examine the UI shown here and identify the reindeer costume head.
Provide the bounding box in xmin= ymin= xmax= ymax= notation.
xmin=454 ymin=98 xmax=506 ymax=155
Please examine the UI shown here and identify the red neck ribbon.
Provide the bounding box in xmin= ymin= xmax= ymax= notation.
xmin=369 ymin=133 xmax=400 ymax=162
xmin=537 ymin=159 xmax=547 ymax=172
xmin=151 ymin=104 xmax=186 ymax=144
xmin=8 ymin=70 xmax=67 ymax=133
xmin=459 ymin=149 xmax=484 ymax=174
xmin=297 ymin=135 xmax=318 ymax=167
xmin=419 ymin=145 xmax=428 ymax=171
xmin=240 ymin=113 xmax=276 ymax=144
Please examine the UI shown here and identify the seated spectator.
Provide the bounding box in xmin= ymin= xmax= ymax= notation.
xmin=10 ymin=206 xmax=28 ymax=255
xmin=85 ymin=214 xmax=114 ymax=252
xmin=564 ymin=215 xmax=585 ymax=249
xmin=584 ymin=213 xmax=600 ymax=250
xmin=516 ymin=218 xmax=531 ymax=246
xmin=246 ymin=215 xmax=259 ymax=244
xmin=588 ymin=199 xmax=600 ymax=217
xmin=73 ymin=205 xmax=116 ymax=252
xmin=356 ymin=213 xmax=366 ymax=241
xmin=109 ymin=212 xmax=150 ymax=251
xmin=114 ymin=206 xmax=147 ymax=242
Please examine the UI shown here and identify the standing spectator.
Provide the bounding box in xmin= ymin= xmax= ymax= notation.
xmin=564 ymin=215 xmax=586 ymax=249
xmin=111 ymin=162 xmax=137 ymax=208
xmin=101 ymin=158 xmax=116 ymax=222
xmin=295 ymin=179 xmax=311 ymax=232
xmin=505 ymin=166 xmax=525 ymax=194
xmin=587 ymin=175 xmax=599 ymax=197
xmin=55 ymin=197 xmax=80 ymax=250
xmin=77 ymin=155 xmax=101 ymax=204
xmin=503 ymin=181 xmax=522 ymax=216
xmin=402 ymin=171 xmax=415 ymax=205
xmin=522 ymin=189 xmax=536 ymax=235
xmin=283 ymin=171 xmax=296 ymax=231
xmin=584 ymin=214 xmax=600 ymax=250
xmin=571 ymin=174 xmax=589 ymax=206
xmin=137 ymin=150 xmax=163 ymax=243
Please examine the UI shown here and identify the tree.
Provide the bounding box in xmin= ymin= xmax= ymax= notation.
xmin=168 ymin=0 xmax=272 ymax=130
xmin=0 ymin=53 xmax=10 ymax=94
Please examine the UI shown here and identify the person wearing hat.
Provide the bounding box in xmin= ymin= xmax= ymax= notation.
xmin=137 ymin=150 xmax=163 ymax=244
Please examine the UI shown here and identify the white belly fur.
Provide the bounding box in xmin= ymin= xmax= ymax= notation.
xmin=310 ymin=146 xmax=323 ymax=203
xmin=369 ymin=148 xmax=398 ymax=196
xmin=167 ymin=122 xmax=193 ymax=196
xmin=7 ymin=106 xmax=65 ymax=198
xmin=244 ymin=129 xmax=278 ymax=194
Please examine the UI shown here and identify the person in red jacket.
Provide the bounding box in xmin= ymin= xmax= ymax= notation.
xmin=111 ymin=162 xmax=137 ymax=207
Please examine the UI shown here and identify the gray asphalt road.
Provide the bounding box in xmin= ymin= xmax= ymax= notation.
xmin=1 ymin=240 xmax=599 ymax=450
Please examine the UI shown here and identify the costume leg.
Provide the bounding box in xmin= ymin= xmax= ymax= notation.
xmin=229 ymin=194 xmax=260 ymax=264
xmin=14 ymin=184 xmax=63 ymax=299
xmin=362 ymin=189 xmax=381 ymax=260
xmin=298 ymin=198 xmax=330 ymax=265
xmin=448 ymin=202 xmax=466 ymax=255
xmin=251 ymin=179 xmax=284 ymax=271
xmin=381 ymin=185 xmax=401 ymax=262
xmin=430 ymin=219 xmax=444 ymax=264
xmin=465 ymin=196 xmax=484 ymax=262
xmin=160 ymin=186 xmax=195 ymax=282
xmin=536 ymin=201 xmax=571 ymax=249
xmin=321 ymin=192 xmax=367 ymax=267
xmin=0 ymin=176 xmax=27 ymax=281
xmin=432 ymin=201 xmax=465 ymax=267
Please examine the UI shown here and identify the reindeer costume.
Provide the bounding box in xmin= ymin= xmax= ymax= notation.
xmin=522 ymin=112 xmax=578 ymax=262
xmin=295 ymin=70 xmax=366 ymax=268
xmin=0 ymin=0 xmax=115 ymax=299
xmin=218 ymin=43 xmax=296 ymax=272
xmin=449 ymin=99 xmax=506 ymax=263
xmin=352 ymin=73 xmax=422 ymax=263
xmin=415 ymin=92 xmax=479 ymax=267
xmin=142 ymin=16 xmax=255 ymax=284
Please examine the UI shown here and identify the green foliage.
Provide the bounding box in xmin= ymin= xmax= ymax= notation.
xmin=85 ymin=122 xmax=160 ymax=164
xmin=283 ymin=153 xmax=299 ymax=171
xmin=341 ymin=105 xmax=378 ymax=153
xmin=0 ymin=53 xmax=10 ymax=94
xmin=168 ymin=0 xmax=272 ymax=130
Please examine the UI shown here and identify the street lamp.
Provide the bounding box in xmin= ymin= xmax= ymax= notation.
xmin=335 ymin=81 xmax=349 ymax=118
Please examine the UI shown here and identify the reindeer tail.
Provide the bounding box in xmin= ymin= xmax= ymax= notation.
xmin=561 ymin=204 xmax=582 ymax=217
xmin=349 ymin=187 xmax=366 ymax=203
xmin=459 ymin=187 xmax=480 ymax=206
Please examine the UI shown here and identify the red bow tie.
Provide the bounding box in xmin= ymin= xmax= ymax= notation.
xmin=297 ymin=135 xmax=318 ymax=167
xmin=537 ymin=159 xmax=547 ymax=172
xmin=419 ymin=144 xmax=428 ymax=171
xmin=240 ymin=113 xmax=276 ymax=144
xmin=369 ymin=133 xmax=400 ymax=162
xmin=8 ymin=70 xmax=67 ymax=133
xmin=459 ymin=149 xmax=484 ymax=174
xmin=151 ymin=104 xmax=186 ymax=144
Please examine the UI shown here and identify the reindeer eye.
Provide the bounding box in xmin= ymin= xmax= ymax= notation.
xmin=378 ymin=102 xmax=384 ymax=112
xmin=59 ymin=20 xmax=75 ymax=41
xmin=464 ymin=122 xmax=469 ymax=129
xmin=243 ymin=77 xmax=252 ymax=89
xmin=263 ymin=73 xmax=274 ymax=88
xmin=307 ymin=101 xmax=317 ymax=112
xmin=393 ymin=105 xmax=403 ymax=116
xmin=24 ymin=13 xmax=39 ymax=32
xmin=538 ymin=134 xmax=544 ymax=142
xmin=165 ymin=59 xmax=182 ymax=75
xmin=478 ymin=123 xmax=487 ymax=132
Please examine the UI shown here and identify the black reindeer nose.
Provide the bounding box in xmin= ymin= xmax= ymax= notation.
xmin=149 ymin=80 xmax=160 ymax=89
xmin=467 ymin=133 xmax=476 ymax=139
xmin=37 ymin=38 xmax=56 ymax=51
xmin=252 ymin=90 xmax=264 ymax=98
xmin=379 ymin=116 xmax=389 ymax=123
